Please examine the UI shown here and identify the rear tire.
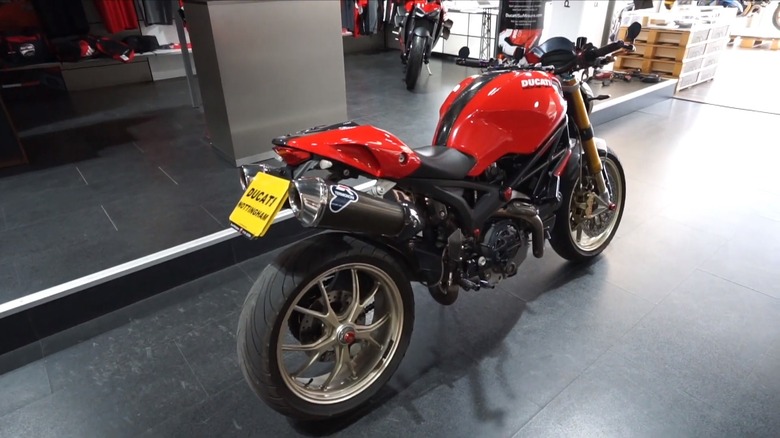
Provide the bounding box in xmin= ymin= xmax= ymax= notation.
xmin=550 ymin=148 xmax=626 ymax=262
xmin=405 ymin=35 xmax=425 ymax=90
xmin=237 ymin=234 xmax=414 ymax=420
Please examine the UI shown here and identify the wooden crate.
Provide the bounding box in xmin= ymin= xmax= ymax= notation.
xmin=614 ymin=56 xmax=703 ymax=77
xmin=618 ymin=26 xmax=710 ymax=47
xmin=613 ymin=56 xmax=645 ymax=72
xmin=641 ymin=43 xmax=706 ymax=61
xmin=733 ymin=36 xmax=780 ymax=50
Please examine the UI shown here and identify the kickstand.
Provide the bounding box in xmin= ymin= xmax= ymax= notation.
xmin=426 ymin=63 xmax=433 ymax=76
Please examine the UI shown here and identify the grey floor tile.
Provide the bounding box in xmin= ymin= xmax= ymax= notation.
xmin=0 ymin=206 xmax=117 ymax=266
xmin=0 ymin=385 xmax=140 ymax=438
xmin=611 ymin=270 xmax=780 ymax=409
xmin=0 ymin=342 xmax=43 ymax=376
xmin=0 ymin=361 xmax=51 ymax=418
xmin=514 ymin=351 xmax=727 ymax=438
xmin=0 ymin=184 xmax=99 ymax=231
xmin=699 ymin=216 xmax=780 ymax=299
xmin=0 ymin=165 xmax=84 ymax=196
xmin=613 ymin=177 xmax=673 ymax=240
xmin=585 ymin=216 xmax=726 ymax=304
xmin=0 ymin=262 xmax=19 ymax=303
xmin=42 ymin=340 xmax=207 ymax=430
xmin=173 ymin=311 xmax=243 ymax=397
xmin=339 ymin=364 xmax=540 ymax=438
xmin=711 ymin=350 xmax=780 ymax=438
xmin=139 ymin=379 xmax=295 ymax=438
xmin=12 ymin=235 xmax=137 ymax=296
xmin=116 ymin=272 xmax=248 ymax=351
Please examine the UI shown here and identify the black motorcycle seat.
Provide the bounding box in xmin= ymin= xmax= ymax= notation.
xmin=411 ymin=146 xmax=476 ymax=179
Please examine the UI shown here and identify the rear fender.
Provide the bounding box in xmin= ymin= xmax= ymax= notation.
xmin=272 ymin=122 xmax=422 ymax=179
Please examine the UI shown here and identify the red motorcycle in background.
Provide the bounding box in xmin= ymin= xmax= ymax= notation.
xmin=394 ymin=0 xmax=452 ymax=90
xmin=229 ymin=23 xmax=643 ymax=420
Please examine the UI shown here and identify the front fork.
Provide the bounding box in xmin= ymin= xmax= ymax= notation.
xmin=561 ymin=76 xmax=610 ymax=200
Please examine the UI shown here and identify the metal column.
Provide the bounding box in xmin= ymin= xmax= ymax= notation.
xmin=480 ymin=8 xmax=495 ymax=60
xmin=174 ymin=0 xmax=201 ymax=108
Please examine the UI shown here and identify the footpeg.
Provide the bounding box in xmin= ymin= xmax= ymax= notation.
xmin=457 ymin=279 xmax=495 ymax=291
xmin=458 ymin=278 xmax=479 ymax=291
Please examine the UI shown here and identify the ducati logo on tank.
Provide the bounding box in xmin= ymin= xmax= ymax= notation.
xmin=329 ymin=185 xmax=359 ymax=213
xmin=521 ymin=78 xmax=553 ymax=88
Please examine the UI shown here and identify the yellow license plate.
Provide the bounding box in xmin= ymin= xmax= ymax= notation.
xmin=229 ymin=172 xmax=290 ymax=238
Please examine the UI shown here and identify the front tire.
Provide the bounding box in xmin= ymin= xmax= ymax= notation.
xmin=237 ymin=234 xmax=414 ymax=420
xmin=405 ymin=35 xmax=425 ymax=90
xmin=773 ymin=4 xmax=780 ymax=31
xmin=550 ymin=148 xmax=626 ymax=262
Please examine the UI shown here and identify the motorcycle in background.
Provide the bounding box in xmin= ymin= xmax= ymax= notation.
xmin=775 ymin=1 xmax=780 ymax=30
xmin=700 ymin=1 xmax=779 ymax=30
xmin=229 ymin=22 xmax=643 ymax=420
xmin=394 ymin=0 xmax=452 ymax=90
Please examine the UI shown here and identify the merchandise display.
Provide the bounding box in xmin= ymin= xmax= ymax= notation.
xmin=0 ymin=0 xmax=190 ymax=70
xmin=140 ymin=0 xmax=175 ymax=26
xmin=93 ymin=0 xmax=139 ymax=34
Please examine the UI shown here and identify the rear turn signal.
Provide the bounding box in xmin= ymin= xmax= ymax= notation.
xmin=273 ymin=146 xmax=312 ymax=165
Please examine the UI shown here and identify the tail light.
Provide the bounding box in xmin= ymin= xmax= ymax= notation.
xmin=273 ymin=146 xmax=312 ymax=165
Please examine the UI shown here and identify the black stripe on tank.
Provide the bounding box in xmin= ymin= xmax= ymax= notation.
xmin=433 ymin=72 xmax=504 ymax=146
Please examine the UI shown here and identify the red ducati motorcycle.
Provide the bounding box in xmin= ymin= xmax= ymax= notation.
xmin=394 ymin=0 xmax=452 ymax=90
xmin=229 ymin=23 xmax=643 ymax=420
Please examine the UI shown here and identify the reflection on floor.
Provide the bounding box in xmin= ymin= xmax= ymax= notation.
xmin=0 ymin=51 xmax=477 ymax=303
xmin=675 ymin=46 xmax=780 ymax=114
xmin=1 ymin=98 xmax=779 ymax=437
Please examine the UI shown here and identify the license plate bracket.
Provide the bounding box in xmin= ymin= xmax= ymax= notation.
xmin=229 ymin=173 xmax=290 ymax=238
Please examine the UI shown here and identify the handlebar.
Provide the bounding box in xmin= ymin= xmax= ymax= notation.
xmin=456 ymin=58 xmax=490 ymax=68
xmin=593 ymin=41 xmax=627 ymax=58
xmin=455 ymin=25 xmax=638 ymax=75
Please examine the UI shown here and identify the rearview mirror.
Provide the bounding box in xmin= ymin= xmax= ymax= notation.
xmin=458 ymin=46 xmax=470 ymax=58
xmin=626 ymin=22 xmax=642 ymax=42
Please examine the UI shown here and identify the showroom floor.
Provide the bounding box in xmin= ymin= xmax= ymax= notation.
xmin=1 ymin=92 xmax=779 ymax=436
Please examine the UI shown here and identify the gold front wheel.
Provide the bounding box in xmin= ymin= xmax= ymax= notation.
xmin=550 ymin=148 xmax=626 ymax=262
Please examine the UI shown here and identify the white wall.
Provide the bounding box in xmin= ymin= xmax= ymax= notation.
xmin=540 ymin=0 xmax=610 ymax=44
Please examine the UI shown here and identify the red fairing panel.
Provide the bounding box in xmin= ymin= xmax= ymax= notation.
xmin=284 ymin=125 xmax=422 ymax=179
xmin=405 ymin=0 xmax=441 ymax=13
xmin=444 ymin=70 xmax=567 ymax=176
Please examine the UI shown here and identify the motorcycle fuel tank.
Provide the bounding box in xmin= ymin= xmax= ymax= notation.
xmin=433 ymin=70 xmax=567 ymax=176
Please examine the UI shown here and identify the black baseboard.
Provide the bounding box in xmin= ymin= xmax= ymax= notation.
xmin=0 ymin=219 xmax=315 ymax=366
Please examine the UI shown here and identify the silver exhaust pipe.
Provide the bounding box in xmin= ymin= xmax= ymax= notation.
xmin=289 ymin=177 xmax=424 ymax=239
xmin=498 ymin=201 xmax=545 ymax=258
